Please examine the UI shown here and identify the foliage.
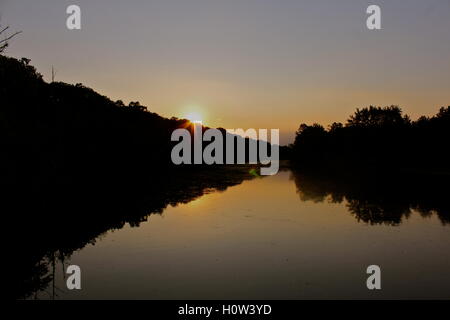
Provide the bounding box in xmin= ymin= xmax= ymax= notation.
xmin=291 ymin=105 xmax=450 ymax=172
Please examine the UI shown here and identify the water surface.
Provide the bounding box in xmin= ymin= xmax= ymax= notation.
xmin=30 ymin=170 xmax=450 ymax=299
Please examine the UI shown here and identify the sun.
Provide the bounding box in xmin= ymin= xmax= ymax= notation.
xmin=185 ymin=112 xmax=203 ymax=123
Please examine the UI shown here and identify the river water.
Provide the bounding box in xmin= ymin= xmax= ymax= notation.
xmin=30 ymin=169 xmax=450 ymax=299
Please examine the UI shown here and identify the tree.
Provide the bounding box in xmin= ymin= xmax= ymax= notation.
xmin=0 ymin=25 xmax=22 ymax=53
xmin=346 ymin=105 xmax=410 ymax=128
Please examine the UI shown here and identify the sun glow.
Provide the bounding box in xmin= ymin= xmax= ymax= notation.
xmin=185 ymin=112 xmax=203 ymax=123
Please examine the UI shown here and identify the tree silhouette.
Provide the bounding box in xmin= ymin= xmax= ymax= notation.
xmin=291 ymin=105 xmax=450 ymax=172
xmin=0 ymin=25 xmax=21 ymax=53
xmin=346 ymin=105 xmax=410 ymax=128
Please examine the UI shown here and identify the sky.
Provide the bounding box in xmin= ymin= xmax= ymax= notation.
xmin=1 ymin=0 xmax=449 ymax=144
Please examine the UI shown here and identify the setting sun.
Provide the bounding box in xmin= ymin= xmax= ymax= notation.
xmin=184 ymin=112 xmax=203 ymax=123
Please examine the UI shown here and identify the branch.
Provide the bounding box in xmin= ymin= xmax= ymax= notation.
xmin=0 ymin=26 xmax=10 ymax=34
xmin=0 ymin=30 xmax=22 ymax=44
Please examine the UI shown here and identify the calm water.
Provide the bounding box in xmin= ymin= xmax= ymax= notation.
xmin=32 ymin=170 xmax=450 ymax=299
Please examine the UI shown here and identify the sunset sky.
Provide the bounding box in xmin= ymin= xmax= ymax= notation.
xmin=1 ymin=0 xmax=449 ymax=144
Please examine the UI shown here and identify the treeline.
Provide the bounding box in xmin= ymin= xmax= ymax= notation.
xmin=1 ymin=55 xmax=193 ymax=189
xmin=1 ymin=55 xmax=277 ymax=190
xmin=290 ymin=105 xmax=450 ymax=173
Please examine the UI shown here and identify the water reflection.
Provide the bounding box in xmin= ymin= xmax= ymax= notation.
xmin=15 ymin=166 xmax=450 ymax=299
xmin=291 ymin=169 xmax=450 ymax=226
xmin=14 ymin=166 xmax=256 ymax=299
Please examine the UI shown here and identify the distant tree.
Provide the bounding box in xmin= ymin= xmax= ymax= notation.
xmin=291 ymin=104 xmax=450 ymax=171
xmin=294 ymin=123 xmax=326 ymax=140
xmin=328 ymin=122 xmax=343 ymax=132
xmin=128 ymin=101 xmax=147 ymax=112
xmin=435 ymin=106 xmax=450 ymax=120
xmin=20 ymin=57 xmax=31 ymax=65
xmin=292 ymin=123 xmax=329 ymax=164
xmin=346 ymin=105 xmax=410 ymax=128
xmin=115 ymin=100 xmax=125 ymax=107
